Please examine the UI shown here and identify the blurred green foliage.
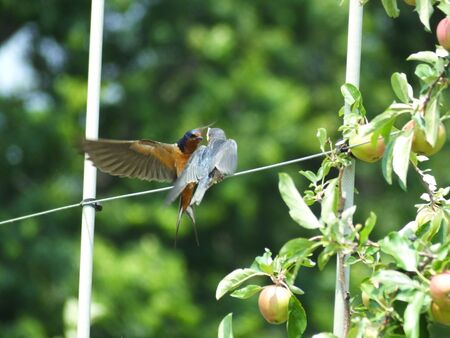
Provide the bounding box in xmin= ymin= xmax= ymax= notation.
xmin=0 ymin=0 xmax=448 ymax=337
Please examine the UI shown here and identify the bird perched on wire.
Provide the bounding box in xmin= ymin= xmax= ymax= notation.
xmin=166 ymin=127 xmax=238 ymax=213
xmin=81 ymin=128 xmax=204 ymax=246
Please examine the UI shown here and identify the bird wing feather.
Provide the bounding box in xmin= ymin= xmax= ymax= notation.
xmin=82 ymin=139 xmax=178 ymax=182
xmin=209 ymin=139 xmax=238 ymax=175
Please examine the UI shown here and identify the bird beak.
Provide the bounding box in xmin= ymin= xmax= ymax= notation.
xmin=195 ymin=123 xmax=215 ymax=135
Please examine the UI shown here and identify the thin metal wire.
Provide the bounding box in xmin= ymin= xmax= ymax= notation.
xmin=0 ymin=203 xmax=83 ymax=225
xmin=0 ymin=135 xmax=384 ymax=226
xmin=0 ymin=149 xmax=334 ymax=225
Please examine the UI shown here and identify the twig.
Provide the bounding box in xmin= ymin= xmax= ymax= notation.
xmin=421 ymin=61 xmax=449 ymax=115
xmin=411 ymin=162 xmax=437 ymax=209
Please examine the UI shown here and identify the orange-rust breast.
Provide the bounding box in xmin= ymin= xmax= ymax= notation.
xmin=174 ymin=151 xmax=191 ymax=176
xmin=180 ymin=182 xmax=196 ymax=211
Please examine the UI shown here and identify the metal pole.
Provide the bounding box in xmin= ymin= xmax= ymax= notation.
xmin=77 ymin=1 xmax=104 ymax=337
xmin=333 ymin=0 xmax=363 ymax=337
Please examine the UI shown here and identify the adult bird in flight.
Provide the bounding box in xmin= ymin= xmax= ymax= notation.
xmin=81 ymin=128 xmax=204 ymax=246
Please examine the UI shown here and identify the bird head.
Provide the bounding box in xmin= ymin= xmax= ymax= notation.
xmin=177 ymin=129 xmax=204 ymax=154
xmin=207 ymin=128 xmax=227 ymax=141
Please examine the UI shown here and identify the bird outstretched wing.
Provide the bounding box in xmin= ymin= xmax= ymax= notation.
xmin=82 ymin=139 xmax=178 ymax=182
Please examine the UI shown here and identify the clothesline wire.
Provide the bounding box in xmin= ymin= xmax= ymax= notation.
xmin=0 ymin=135 xmax=383 ymax=226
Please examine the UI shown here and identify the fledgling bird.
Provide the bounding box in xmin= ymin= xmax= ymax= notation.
xmin=166 ymin=127 xmax=238 ymax=210
xmin=81 ymin=129 xmax=204 ymax=246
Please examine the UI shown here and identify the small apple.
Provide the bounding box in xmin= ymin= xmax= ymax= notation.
xmin=431 ymin=302 xmax=450 ymax=326
xmin=403 ymin=120 xmax=447 ymax=156
xmin=258 ymin=285 xmax=291 ymax=324
xmin=349 ymin=124 xmax=385 ymax=163
xmin=403 ymin=0 xmax=416 ymax=6
xmin=437 ymin=17 xmax=450 ymax=51
xmin=430 ymin=272 xmax=450 ymax=310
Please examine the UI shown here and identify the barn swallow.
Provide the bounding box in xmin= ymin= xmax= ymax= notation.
xmin=166 ymin=127 xmax=238 ymax=209
xmin=81 ymin=129 xmax=204 ymax=246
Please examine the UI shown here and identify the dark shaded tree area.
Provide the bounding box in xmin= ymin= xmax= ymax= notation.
xmin=0 ymin=0 xmax=448 ymax=337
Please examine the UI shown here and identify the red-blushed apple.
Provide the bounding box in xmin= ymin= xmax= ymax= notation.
xmin=258 ymin=285 xmax=291 ymax=324
xmin=403 ymin=120 xmax=446 ymax=156
xmin=431 ymin=302 xmax=450 ymax=326
xmin=430 ymin=272 xmax=450 ymax=310
xmin=437 ymin=17 xmax=450 ymax=51
xmin=349 ymin=124 xmax=385 ymax=163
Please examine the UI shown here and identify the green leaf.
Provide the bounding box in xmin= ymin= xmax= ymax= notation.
xmin=359 ymin=212 xmax=376 ymax=244
xmin=279 ymin=173 xmax=322 ymax=229
xmin=218 ymin=313 xmax=234 ymax=338
xmin=318 ymin=245 xmax=336 ymax=270
xmin=287 ymin=296 xmax=307 ymax=338
xmin=279 ymin=238 xmax=318 ymax=259
xmin=347 ymin=318 xmax=376 ymax=338
xmin=403 ymin=292 xmax=426 ymax=338
xmin=416 ymin=0 xmax=433 ymax=31
xmin=370 ymin=106 xmax=409 ymax=132
xmin=382 ymin=136 xmax=396 ymax=185
xmin=371 ymin=270 xmax=418 ymax=292
xmin=341 ymin=83 xmax=361 ymax=106
xmin=254 ymin=249 xmax=274 ymax=274
xmin=391 ymin=72 xmax=413 ymax=103
xmin=415 ymin=64 xmax=437 ymax=85
xmin=299 ymin=170 xmax=318 ymax=183
xmin=381 ymin=0 xmax=400 ymax=18
xmin=317 ymin=128 xmax=327 ymax=152
xmin=393 ymin=129 xmax=413 ymax=189
xmin=321 ymin=178 xmax=338 ymax=225
xmin=216 ymin=268 xmax=267 ymax=300
xmin=407 ymin=51 xmax=438 ymax=64
xmin=379 ymin=232 xmax=418 ymax=271
xmin=379 ymin=117 xmax=396 ymax=146
xmin=230 ymin=285 xmax=263 ymax=299
xmin=287 ymin=284 xmax=305 ymax=295
xmin=317 ymin=163 xmax=331 ymax=181
xmin=425 ymin=97 xmax=440 ymax=147
xmin=418 ymin=210 xmax=444 ymax=242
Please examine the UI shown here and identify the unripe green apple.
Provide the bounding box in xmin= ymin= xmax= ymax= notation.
xmin=431 ymin=302 xmax=450 ymax=326
xmin=403 ymin=120 xmax=447 ymax=156
xmin=403 ymin=0 xmax=416 ymax=6
xmin=430 ymin=272 xmax=450 ymax=310
xmin=258 ymin=285 xmax=291 ymax=324
xmin=437 ymin=18 xmax=450 ymax=51
xmin=349 ymin=124 xmax=385 ymax=163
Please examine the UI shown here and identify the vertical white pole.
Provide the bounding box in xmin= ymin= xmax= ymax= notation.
xmin=333 ymin=0 xmax=363 ymax=337
xmin=77 ymin=1 xmax=104 ymax=337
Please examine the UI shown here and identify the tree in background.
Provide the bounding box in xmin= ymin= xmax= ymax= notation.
xmin=0 ymin=0 xmax=448 ymax=337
